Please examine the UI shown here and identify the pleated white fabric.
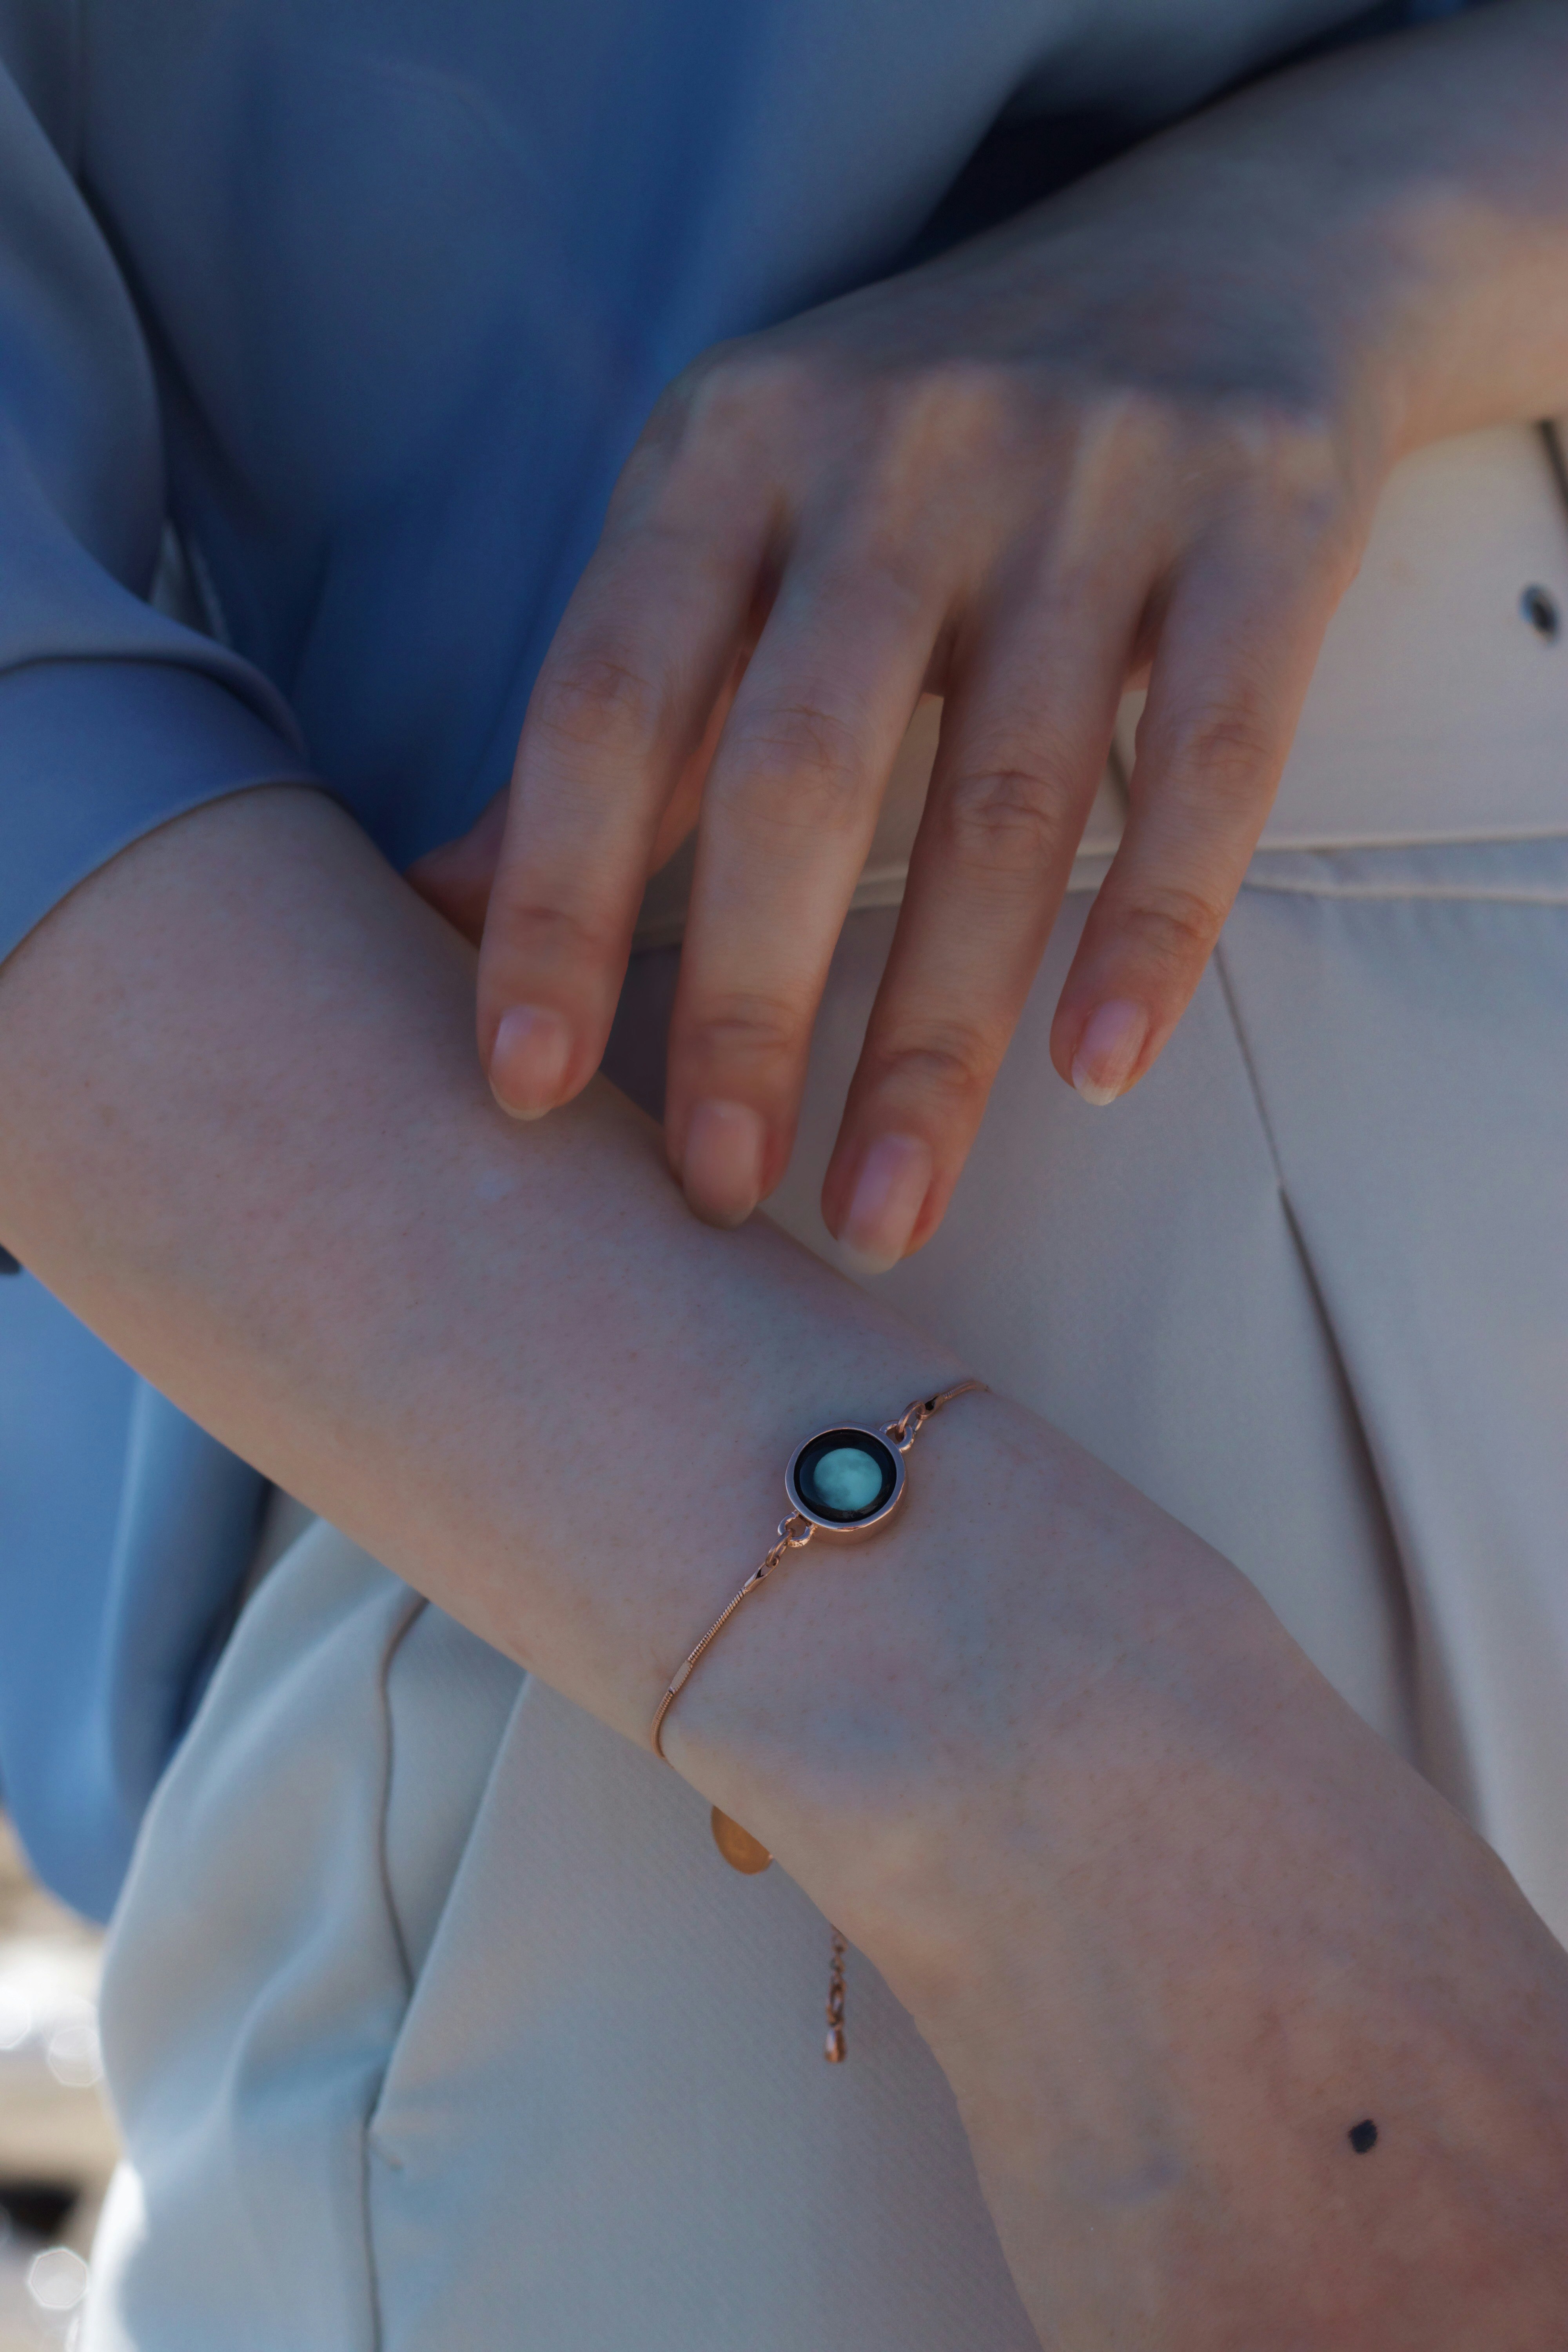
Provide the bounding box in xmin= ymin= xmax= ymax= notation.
xmin=84 ymin=815 xmax=1568 ymax=2350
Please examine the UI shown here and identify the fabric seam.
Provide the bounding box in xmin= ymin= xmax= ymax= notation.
xmin=1209 ymin=935 xmax=1421 ymax=1721
xmin=1240 ymin=875 xmax=1568 ymax=906
xmin=362 ymin=1590 xmax=429 ymax=2352
xmin=1211 ymin=937 xmax=1287 ymax=1191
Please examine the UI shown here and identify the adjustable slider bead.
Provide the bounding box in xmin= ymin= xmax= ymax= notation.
xmin=711 ymin=1806 xmax=772 ymax=1874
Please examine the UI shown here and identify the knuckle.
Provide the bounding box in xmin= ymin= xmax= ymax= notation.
xmin=1073 ymin=383 xmax=1359 ymax=542
xmin=865 ymin=1014 xmax=995 ymax=1108
xmin=530 ymin=650 xmax=665 ymax=763
xmin=492 ymin=894 xmax=622 ymax=971
xmin=684 ymin=989 xmax=804 ymax=1080
xmin=880 ymin=358 xmax=1018 ymax=448
xmin=1211 ymin=400 xmax=1363 ymax=553
xmin=1116 ymin=880 xmax=1227 ymax=973
xmin=936 ymin=757 xmax=1078 ymax=874
xmin=722 ymin=701 xmax=866 ymax=827
xmin=1165 ymin=697 xmax=1278 ymax=805
xmin=678 ymin=341 xmax=820 ymax=446
xmin=1221 ymin=398 xmax=1342 ymax=488
xmin=638 ymin=362 xmax=711 ymax=454
xmin=834 ymin=362 xmax=1028 ymax=533
xmin=1076 ymin=384 xmax=1174 ymax=469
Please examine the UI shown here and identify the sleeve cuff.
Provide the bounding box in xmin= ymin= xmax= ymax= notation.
xmin=0 ymin=657 xmax=320 ymax=963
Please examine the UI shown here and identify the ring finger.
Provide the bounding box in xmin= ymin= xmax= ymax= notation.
xmin=820 ymin=558 xmax=1144 ymax=1267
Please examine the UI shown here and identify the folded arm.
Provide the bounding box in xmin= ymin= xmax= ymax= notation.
xmin=3 ymin=788 xmax=1565 ymax=2347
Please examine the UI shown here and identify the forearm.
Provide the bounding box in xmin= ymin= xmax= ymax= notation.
xmin=0 ymin=786 xmax=976 ymax=1749
xmin=5 ymin=790 xmax=1565 ymax=2346
xmin=1258 ymin=0 xmax=1568 ymax=450
xmin=0 ymin=787 xmax=1227 ymax=1989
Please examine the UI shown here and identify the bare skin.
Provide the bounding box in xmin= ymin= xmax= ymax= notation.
xmin=2 ymin=788 xmax=1566 ymax=2347
xmin=421 ymin=0 xmax=1568 ymax=1265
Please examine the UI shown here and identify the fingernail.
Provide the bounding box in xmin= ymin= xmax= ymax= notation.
xmin=838 ymin=1134 xmax=933 ymax=1276
xmin=1070 ymin=1000 xmax=1148 ymax=1107
xmin=682 ymin=1100 xmax=766 ymax=1228
xmin=490 ymin=1005 xmax=573 ymax=1119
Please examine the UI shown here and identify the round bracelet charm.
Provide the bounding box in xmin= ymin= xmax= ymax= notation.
xmin=786 ymin=1426 xmax=904 ymax=1537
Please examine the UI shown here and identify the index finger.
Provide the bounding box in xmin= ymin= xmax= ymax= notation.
xmin=663 ymin=540 xmax=944 ymax=1225
xmin=478 ymin=512 xmax=760 ymax=1118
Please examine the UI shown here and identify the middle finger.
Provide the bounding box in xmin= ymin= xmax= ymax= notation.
xmin=666 ymin=543 xmax=944 ymax=1225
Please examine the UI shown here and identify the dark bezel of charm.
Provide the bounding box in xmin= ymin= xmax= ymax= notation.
xmin=786 ymin=1426 xmax=904 ymax=1537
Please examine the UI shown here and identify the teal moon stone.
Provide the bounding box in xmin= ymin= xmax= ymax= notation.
xmin=812 ymin=1447 xmax=884 ymax=1513
xmin=792 ymin=1429 xmax=898 ymax=1525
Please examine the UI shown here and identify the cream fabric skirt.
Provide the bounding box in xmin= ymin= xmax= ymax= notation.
xmin=84 ymin=829 xmax=1568 ymax=2352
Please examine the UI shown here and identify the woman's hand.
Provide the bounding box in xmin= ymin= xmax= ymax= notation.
xmin=413 ymin=0 xmax=1568 ymax=1265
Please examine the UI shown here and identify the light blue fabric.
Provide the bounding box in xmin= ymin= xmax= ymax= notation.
xmin=0 ymin=0 xmax=1444 ymax=1913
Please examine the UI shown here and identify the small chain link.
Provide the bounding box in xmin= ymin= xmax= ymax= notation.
xmin=886 ymin=1375 xmax=988 ymax=1452
xmin=824 ymin=1928 xmax=848 ymax=2064
xmin=750 ymin=1511 xmax=813 ymax=1589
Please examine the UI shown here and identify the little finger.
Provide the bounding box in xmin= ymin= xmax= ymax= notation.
xmin=478 ymin=521 xmax=759 ymax=1118
xmin=1051 ymin=535 xmax=1349 ymax=1103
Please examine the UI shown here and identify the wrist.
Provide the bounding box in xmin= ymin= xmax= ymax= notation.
xmin=658 ymin=1385 xmax=1253 ymax=1993
xmin=1171 ymin=13 xmax=1568 ymax=465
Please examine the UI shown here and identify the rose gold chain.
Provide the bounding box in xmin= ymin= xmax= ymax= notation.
xmin=650 ymin=1512 xmax=816 ymax=1763
xmin=649 ymin=1377 xmax=986 ymax=2070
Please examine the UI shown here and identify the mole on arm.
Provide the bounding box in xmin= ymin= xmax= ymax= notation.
xmin=1348 ymin=2119 xmax=1379 ymax=2154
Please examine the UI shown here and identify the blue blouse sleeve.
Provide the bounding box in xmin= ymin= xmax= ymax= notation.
xmin=0 ymin=21 xmax=303 ymax=1916
xmin=0 ymin=33 xmax=316 ymax=965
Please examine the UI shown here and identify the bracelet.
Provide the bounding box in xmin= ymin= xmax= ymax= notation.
xmin=649 ymin=1376 xmax=987 ymax=2061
